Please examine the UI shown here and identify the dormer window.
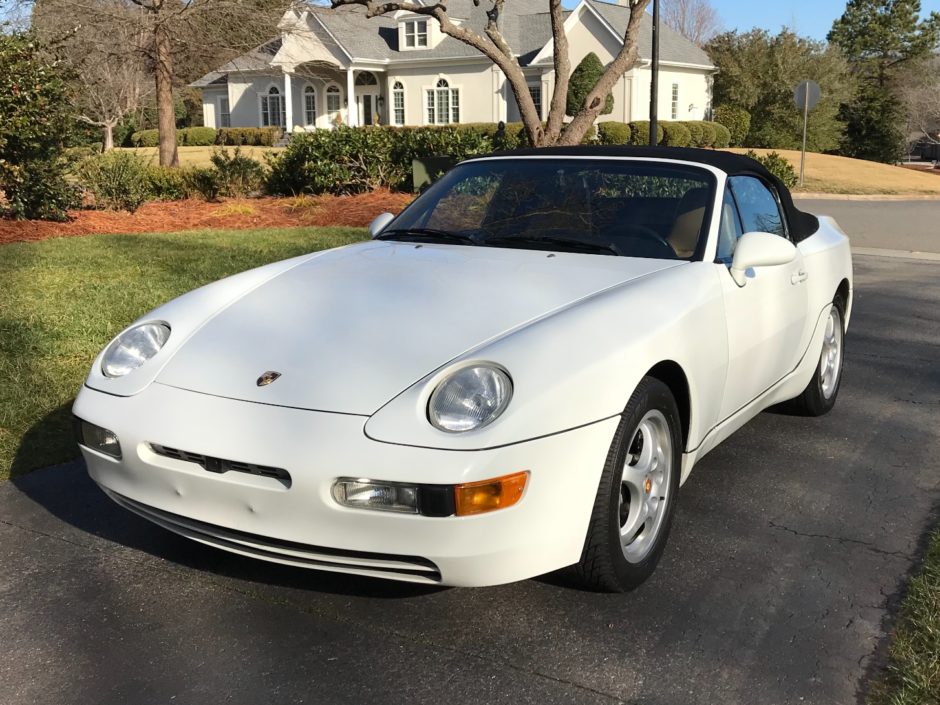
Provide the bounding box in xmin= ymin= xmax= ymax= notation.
xmin=404 ymin=19 xmax=428 ymax=48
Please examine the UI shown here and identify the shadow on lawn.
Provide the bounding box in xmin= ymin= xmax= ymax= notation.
xmin=9 ymin=400 xmax=77 ymax=480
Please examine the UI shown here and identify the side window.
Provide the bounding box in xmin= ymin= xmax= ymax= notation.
xmin=728 ymin=176 xmax=786 ymax=238
xmin=716 ymin=187 xmax=743 ymax=262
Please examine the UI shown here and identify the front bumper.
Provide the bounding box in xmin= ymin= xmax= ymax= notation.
xmin=74 ymin=383 xmax=618 ymax=587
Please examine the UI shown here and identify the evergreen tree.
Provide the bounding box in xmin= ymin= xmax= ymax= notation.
xmin=567 ymin=53 xmax=614 ymax=117
xmin=705 ymin=30 xmax=854 ymax=152
xmin=0 ymin=31 xmax=76 ymax=220
xmin=829 ymin=0 xmax=940 ymax=162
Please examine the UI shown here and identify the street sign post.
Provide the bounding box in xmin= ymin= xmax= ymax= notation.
xmin=794 ymin=80 xmax=821 ymax=187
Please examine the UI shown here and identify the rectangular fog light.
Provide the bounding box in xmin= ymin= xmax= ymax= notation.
xmin=75 ymin=418 xmax=122 ymax=459
xmin=332 ymin=479 xmax=419 ymax=514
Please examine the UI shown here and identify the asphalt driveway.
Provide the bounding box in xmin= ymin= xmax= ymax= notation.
xmin=1 ymin=253 xmax=939 ymax=705
xmin=796 ymin=197 xmax=940 ymax=253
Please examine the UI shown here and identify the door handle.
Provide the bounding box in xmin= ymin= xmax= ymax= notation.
xmin=791 ymin=270 xmax=808 ymax=285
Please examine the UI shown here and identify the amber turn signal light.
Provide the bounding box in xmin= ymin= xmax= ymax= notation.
xmin=454 ymin=471 xmax=529 ymax=516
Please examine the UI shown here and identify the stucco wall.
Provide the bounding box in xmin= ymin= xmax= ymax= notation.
xmin=385 ymin=61 xmax=498 ymax=126
xmin=632 ymin=64 xmax=712 ymax=122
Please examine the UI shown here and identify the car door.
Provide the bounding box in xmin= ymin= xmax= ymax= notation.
xmin=716 ymin=176 xmax=809 ymax=420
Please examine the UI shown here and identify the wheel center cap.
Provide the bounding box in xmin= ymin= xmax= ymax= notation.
xmin=644 ymin=477 xmax=652 ymax=494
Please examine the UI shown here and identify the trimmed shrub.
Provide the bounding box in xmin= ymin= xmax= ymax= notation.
xmin=146 ymin=166 xmax=189 ymax=201
xmin=130 ymin=129 xmax=160 ymax=148
xmin=744 ymin=150 xmax=798 ymax=188
xmin=597 ymin=121 xmax=631 ymax=145
xmin=184 ymin=167 xmax=222 ymax=201
xmin=713 ymin=105 xmax=751 ymax=147
xmin=628 ymin=121 xmax=664 ymax=146
xmin=683 ymin=121 xmax=703 ymax=147
xmin=216 ymin=127 xmax=282 ymax=146
xmin=567 ymin=53 xmax=614 ymax=116
xmin=211 ymin=147 xmax=265 ymax=197
xmin=710 ymin=122 xmax=732 ymax=148
xmin=660 ymin=122 xmax=692 ymax=147
xmin=179 ymin=127 xmax=217 ymax=146
xmin=79 ymin=151 xmax=151 ymax=212
xmin=698 ymin=122 xmax=717 ymax=148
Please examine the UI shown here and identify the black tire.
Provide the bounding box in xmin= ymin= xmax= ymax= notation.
xmin=788 ymin=295 xmax=845 ymax=417
xmin=574 ymin=377 xmax=682 ymax=592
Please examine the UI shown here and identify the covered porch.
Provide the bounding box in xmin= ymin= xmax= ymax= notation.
xmin=266 ymin=62 xmax=389 ymax=131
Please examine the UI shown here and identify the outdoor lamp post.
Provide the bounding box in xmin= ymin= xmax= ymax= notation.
xmin=649 ymin=0 xmax=660 ymax=146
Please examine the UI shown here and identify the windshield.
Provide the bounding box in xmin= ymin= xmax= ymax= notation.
xmin=385 ymin=158 xmax=716 ymax=260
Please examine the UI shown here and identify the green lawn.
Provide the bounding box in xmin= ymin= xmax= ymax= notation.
xmin=0 ymin=226 xmax=367 ymax=481
xmin=868 ymin=528 xmax=940 ymax=705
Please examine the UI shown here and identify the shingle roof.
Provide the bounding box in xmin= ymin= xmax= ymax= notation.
xmin=586 ymin=0 xmax=713 ymax=67
xmin=192 ymin=0 xmax=712 ymax=86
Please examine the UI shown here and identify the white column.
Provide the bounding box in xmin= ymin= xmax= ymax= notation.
xmin=346 ymin=67 xmax=358 ymax=127
xmin=283 ymin=69 xmax=294 ymax=133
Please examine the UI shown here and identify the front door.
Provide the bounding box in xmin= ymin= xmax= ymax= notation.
xmin=358 ymin=94 xmax=378 ymax=125
xmin=717 ymin=177 xmax=810 ymax=419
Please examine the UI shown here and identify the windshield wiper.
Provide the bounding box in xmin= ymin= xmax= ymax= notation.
xmin=483 ymin=234 xmax=619 ymax=256
xmin=377 ymin=228 xmax=477 ymax=245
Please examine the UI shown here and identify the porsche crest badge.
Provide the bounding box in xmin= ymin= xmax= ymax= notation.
xmin=256 ymin=371 xmax=282 ymax=387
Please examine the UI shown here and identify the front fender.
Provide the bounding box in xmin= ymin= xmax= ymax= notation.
xmin=365 ymin=262 xmax=728 ymax=451
xmin=81 ymin=251 xmax=330 ymax=398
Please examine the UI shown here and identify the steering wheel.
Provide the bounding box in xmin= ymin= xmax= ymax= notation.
xmin=612 ymin=224 xmax=678 ymax=258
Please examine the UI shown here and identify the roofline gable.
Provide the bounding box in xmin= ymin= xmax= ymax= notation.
xmin=309 ymin=11 xmax=354 ymax=63
xmin=530 ymin=0 xmax=623 ymax=65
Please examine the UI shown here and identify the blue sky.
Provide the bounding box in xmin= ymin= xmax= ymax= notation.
xmin=2 ymin=0 xmax=939 ymax=40
xmin=569 ymin=0 xmax=940 ymax=40
xmin=705 ymin=0 xmax=940 ymax=39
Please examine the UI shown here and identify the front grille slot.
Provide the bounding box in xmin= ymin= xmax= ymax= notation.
xmin=104 ymin=490 xmax=442 ymax=583
xmin=150 ymin=444 xmax=292 ymax=488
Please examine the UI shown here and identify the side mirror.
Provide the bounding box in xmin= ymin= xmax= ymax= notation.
xmin=368 ymin=212 xmax=395 ymax=239
xmin=730 ymin=231 xmax=797 ymax=286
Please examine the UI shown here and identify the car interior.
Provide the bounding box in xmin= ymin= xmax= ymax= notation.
xmin=420 ymin=161 xmax=715 ymax=260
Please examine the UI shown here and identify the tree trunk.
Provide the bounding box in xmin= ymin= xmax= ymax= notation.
xmin=154 ymin=20 xmax=179 ymax=167
xmin=102 ymin=122 xmax=114 ymax=151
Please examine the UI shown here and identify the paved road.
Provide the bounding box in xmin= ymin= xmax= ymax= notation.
xmin=2 ymin=254 xmax=939 ymax=705
xmin=796 ymin=198 xmax=940 ymax=253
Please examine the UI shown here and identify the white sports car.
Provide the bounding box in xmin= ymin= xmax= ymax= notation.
xmin=74 ymin=147 xmax=852 ymax=591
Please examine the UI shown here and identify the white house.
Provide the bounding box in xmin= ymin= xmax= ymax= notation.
xmin=192 ymin=0 xmax=716 ymax=132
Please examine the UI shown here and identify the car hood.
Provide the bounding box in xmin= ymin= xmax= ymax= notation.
xmin=156 ymin=241 xmax=682 ymax=414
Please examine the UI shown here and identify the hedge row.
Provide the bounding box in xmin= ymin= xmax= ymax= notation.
xmin=596 ymin=120 xmax=731 ymax=149
xmin=267 ymin=123 xmax=594 ymax=196
xmin=77 ymin=149 xmax=267 ymax=211
xmin=129 ymin=127 xmax=282 ymax=148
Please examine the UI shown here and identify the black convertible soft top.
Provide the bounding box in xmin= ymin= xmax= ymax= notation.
xmin=478 ymin=145 xmax=820 ymax=242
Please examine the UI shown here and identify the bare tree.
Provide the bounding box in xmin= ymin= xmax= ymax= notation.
xmin=898 ymin=56 xmax=940 ymax=145
xmin=331 ymin=0 xmax=651 ymax=147
xmin=34 ymin=7 xmax=152 ymax=151
xmin=661 ymin=0 xmax=720 ymax=47
xmin=31 ymin=0 xmax=289 ymax=166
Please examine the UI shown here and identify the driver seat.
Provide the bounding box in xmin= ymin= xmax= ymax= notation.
xmin=668 ymin=188 xmax=710 ymax=258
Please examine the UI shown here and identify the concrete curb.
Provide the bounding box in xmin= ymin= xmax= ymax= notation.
xmin=794 ymin=193 xmax=940 ymax=201
xmin=853 ymin=246 xmax=940 ymax=261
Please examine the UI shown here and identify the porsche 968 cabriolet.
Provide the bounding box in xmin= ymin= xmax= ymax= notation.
xmin=74 ymin=146 xmax=852 ymax=591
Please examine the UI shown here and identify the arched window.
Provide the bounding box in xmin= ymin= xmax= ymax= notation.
xmin=426 ymin=78 xmax=459 ymax=125
xmin=392 ymin=81 xmax=405 ymax=126
xmin=260 ymin=85 xmax=285 ymax=127
xmin=326 ymin=84 xmax=342 ymax=125
xmin=304 ymin=85 xmax=317 ymax=126
xmin=355 ymin=71 xmax=378 ymax=86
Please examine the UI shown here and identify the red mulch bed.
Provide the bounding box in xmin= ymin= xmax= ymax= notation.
xmin=0 ymin=189 xmax=414 ymax=245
